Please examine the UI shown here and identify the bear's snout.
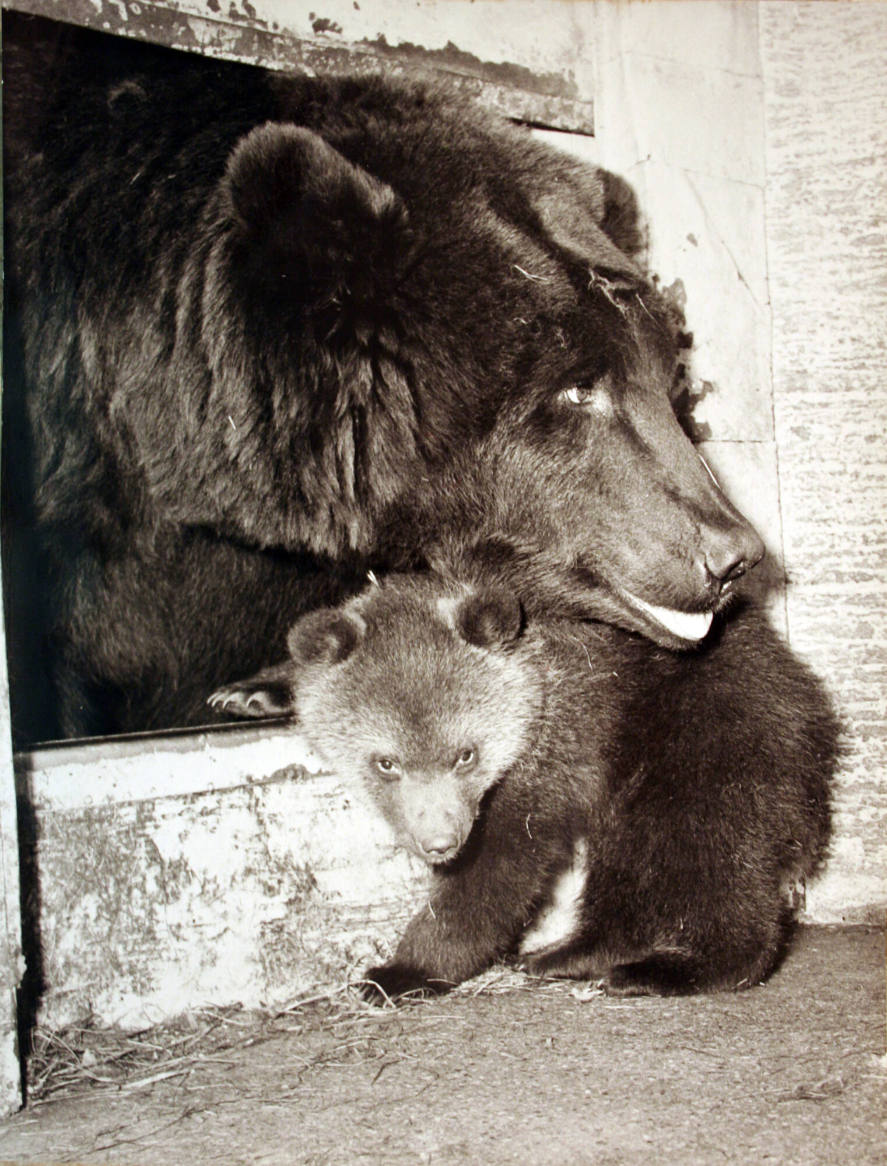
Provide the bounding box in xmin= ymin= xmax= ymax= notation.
xmin=415 ymin=829 xmax=464 ymax=865
xmin=412 ymin=810 xmax=468 ymax=864
xmin=404 ymin=784 xmax=475 ymax=866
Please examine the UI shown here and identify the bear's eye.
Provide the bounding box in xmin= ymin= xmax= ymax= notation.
xmin=374 ymin=756 xmax=401 ymax=780
xmin=562 ymin=385 xmax=595 ymax=405
xmin=560 ymin=379 xmax=614 ymax=415
xmin=454 ymin=747 xmax=477 ymax=770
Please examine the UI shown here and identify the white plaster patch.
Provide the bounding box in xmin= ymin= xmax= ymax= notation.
xmin=519 ymin=837 xmax=587 ymax=954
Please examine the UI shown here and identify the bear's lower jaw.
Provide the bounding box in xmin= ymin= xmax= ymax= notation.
xmin=418 ymin=846 xmax=463 ymax=868
xmin=620 ymin=591 xmax=714 ymax=644
xmin=407 ymin=837 xmax=466 ymax=867
xmin=553 ymin=566 xmax=717 ymax=649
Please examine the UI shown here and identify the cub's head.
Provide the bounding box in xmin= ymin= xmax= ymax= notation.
xmin=288 ymin=576 xmax=541 ymax=865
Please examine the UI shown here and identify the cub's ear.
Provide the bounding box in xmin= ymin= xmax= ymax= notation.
xmin=287 ymin=608 xmax=364 ymax=666
xmin=456 ymin=586 xmax=524 ymax=650
xmin=222 ymin=122 xmax=409 ymax=293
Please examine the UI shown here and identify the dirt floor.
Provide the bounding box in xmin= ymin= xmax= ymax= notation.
xmin=0 ymin=925 xmax=882 ymax=1166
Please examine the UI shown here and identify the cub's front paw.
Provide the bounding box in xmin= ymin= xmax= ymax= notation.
xmin=603 ymin=954 xmax=702 ymax=997
xmin=360 ymin=962 xmax=453 ymax=1005
xmin=520 ymin=948 xmax=563 ymax=978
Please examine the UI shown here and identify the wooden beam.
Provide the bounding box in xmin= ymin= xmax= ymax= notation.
xmin=4 ymin=0 xmax=595 ymax=132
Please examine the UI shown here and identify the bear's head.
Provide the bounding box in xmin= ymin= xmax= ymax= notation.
xmin=193 ymin=79 xmax=763 ymax=649
xmin=287 ymin=575 xmax=542 ymax=865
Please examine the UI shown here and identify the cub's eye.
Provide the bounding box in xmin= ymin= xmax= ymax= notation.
xmin=374 ymin=757 xmax=401 ymax=780
xmin=454 ymin=747 xmax=477 ymax=770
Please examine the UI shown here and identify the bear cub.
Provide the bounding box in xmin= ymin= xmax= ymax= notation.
xmin=282 ymin=575 xmax=836 ymax=1001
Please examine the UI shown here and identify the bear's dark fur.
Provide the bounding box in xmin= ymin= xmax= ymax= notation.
xmin=278 ymin=574 xmax=836 ymax=1000
xmin=2 ymin=14 xmax=763 ymax=742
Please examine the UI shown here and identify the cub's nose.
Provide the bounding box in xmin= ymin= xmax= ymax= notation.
xmin=418 ymin=831 xmax=461 ymax=864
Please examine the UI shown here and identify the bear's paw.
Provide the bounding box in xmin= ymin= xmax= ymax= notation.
xmin=360 ymin=962 xmax=454 ymax=1006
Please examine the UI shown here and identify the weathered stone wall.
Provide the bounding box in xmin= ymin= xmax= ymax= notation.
xmin=761 ymin=0 xmax=887 ymax=920
xmin=0 ymin=564 xmax=23 ymax=1110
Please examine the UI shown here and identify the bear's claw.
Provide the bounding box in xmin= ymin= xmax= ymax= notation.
xmin=207 ymin=682 xmax=287 ymax=719
xmin=360 ymin=963 xmax=453 ymax=1005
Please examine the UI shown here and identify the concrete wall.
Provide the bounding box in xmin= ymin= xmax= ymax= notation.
xmin=0 ymin=567 xmax=22 ymax=1109
xmin=760 ymin=0 xmax=887 ymax=919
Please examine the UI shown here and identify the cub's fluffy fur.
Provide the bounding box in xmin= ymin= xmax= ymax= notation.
xmin=281 ymin=574 xmax=836 ymax=1000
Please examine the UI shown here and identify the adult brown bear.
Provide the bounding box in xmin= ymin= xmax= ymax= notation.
xmin=2 ymin=13 xmax=762 ymax=742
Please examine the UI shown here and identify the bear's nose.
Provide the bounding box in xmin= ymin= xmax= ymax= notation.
xmin=703 ymin=526 xmax=765 ymax=593
xmin=418 ymin=831 xmax=461 ymax=863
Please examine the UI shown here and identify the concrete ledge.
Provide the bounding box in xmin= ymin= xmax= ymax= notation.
xmin=18 ymin=715 xmax=881 ymax=1030
xmin=16 ymin=723 xmax=428 ymax=1029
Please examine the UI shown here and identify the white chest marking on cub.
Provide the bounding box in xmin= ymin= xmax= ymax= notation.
xmin=519 ymin=837 xmax=588 ymax=954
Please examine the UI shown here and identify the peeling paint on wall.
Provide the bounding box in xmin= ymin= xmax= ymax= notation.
xmin=20 ymin=725 xmax=427 ymax=1027
xmin=9 ymin=0 xmax=595 ymax=131
xmin=0 ymin=563 xmax=23 ymax=1111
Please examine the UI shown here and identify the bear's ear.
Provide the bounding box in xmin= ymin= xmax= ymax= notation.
xmin=287 ymin=608 xmax=363 ymax=667
xmin=456 ymin=586 xmax=524 ymax=650
xmin=533 ymin=165 xmax=643 ymax=284
xmin=595 ymin=168 xmax=645 ymax=260
xmin=222 ymin=122 xmax=408 ymax=291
